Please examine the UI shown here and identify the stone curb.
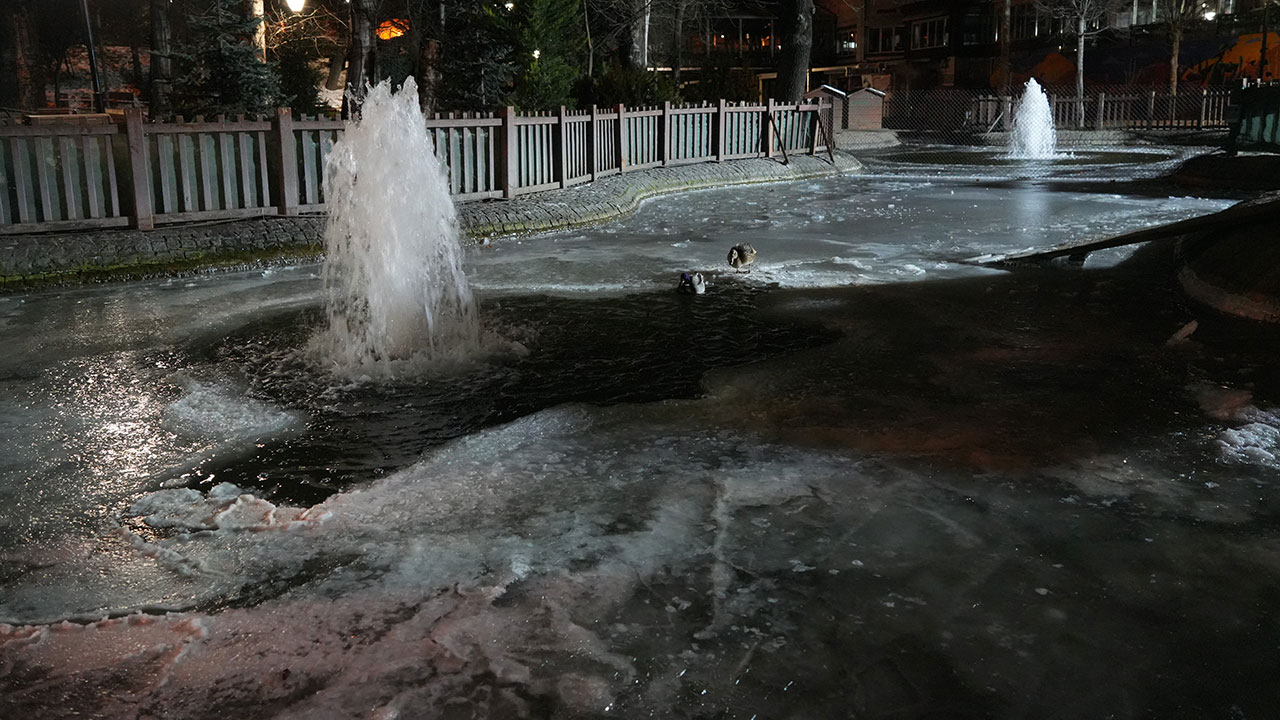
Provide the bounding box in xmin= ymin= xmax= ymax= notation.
xmin=0 ymin=153 xmax=860 ymax=292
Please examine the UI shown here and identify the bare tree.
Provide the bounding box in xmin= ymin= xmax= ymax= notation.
xmin=1154 ymin=0 xmax=1201 ymax=122
xmin=1035 ymin=0 xmax=1124 ymax=127
xmin=660 ymin=0 xmax=734 ymax=85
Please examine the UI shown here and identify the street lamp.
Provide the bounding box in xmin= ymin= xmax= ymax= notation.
xmin=79 ymin=0 xmax=105 ymax=113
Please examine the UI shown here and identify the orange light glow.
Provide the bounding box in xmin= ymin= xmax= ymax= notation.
xmin=376 ymin=18 xmax=409 ymax=40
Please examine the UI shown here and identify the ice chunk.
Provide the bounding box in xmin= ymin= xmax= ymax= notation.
xmin=163 ymin=379 xmax=301 ymax=442
xmin=1217 ymin=408 xmax=1280 ymax=469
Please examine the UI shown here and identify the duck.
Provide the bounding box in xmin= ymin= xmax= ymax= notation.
xmin=727 ymin=243 xmax=756 ymax=272
xmin=677 ymin=271 xmax=707 ymax=294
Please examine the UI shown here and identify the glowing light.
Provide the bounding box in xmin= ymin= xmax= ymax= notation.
xmin=1203 ymin=10 xmax=1216 ymax=19
xmin=533 ymin=49 xmax=541 ymax=59
xmin=505 ymin=2 xmax=514 ymax=9
xmin=376 ymin=19 xmax=409 ymax=40
xmin=285 ymin=0 xmax=304 ymax=11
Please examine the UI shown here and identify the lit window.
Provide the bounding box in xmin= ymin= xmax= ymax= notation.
xmin=376 ymin=18 xmax=409 ymax=40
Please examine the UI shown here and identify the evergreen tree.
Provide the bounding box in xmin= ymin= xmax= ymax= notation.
xmin=506 ymin=0 xmax=584 ymax=109
xmin=435 ymin=3 xmax=512 ymax=110
xmin=171 ymin=0 xmax=282 ymax=118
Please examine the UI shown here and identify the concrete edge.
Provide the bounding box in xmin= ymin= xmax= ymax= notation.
xmin=458 ymin=153 xmax=862 ymax=241
xmin=1179 ymin=265 xmax=1280 ymax=324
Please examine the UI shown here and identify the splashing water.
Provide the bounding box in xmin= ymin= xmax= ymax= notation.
xmin=312 ymin=78 xmax=480 ymax=374
xmin=1008 ymin=79 xmax=1057 ymax=159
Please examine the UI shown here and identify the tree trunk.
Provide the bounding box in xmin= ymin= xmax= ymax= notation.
xmin=582 ymin=0 xmax=593 ymax=77
xmin=623 ymin=0 xmax=645 ymax=69
xmin=345 ymin=0 xmax=378 ymax=116
xmin=244 ymin=0 xmax=266 ymax=62
xmin=999 ymin=0 xmax=1010 ymax=96
xmin=150 ymin=0 xmax=172 ymax=115
xmin=406 ymin=0 xmax=439 ymax=114
xmin=13 ymin=2 xmax=45 ymax=110
xmin=1075 ymin=15 xmax=1085 ymax=129
xmin=776 ymin=0 xmax=813 ymax=101
xmin=1169 ymin=27 xmax=1181 ymax=97
xmin=672 ymin=0 xmax=685 ymax=85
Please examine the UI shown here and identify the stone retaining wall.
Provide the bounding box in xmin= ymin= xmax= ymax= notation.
xmin=0 ymin=153 xmax=859 ymax=291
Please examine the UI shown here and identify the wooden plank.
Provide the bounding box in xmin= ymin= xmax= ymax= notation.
xmin=156 ymin=134 xmax=176 ymax=213
xmin=589 ymin=106 xmax=599 ymax=181
xmin=152 ymin=206 xmax=270 ymax=224
xmin=0 ymin=216 xmax=129 ymax=235
xmin=300 ymin=130 xmax=317 ymax=205
xmin=59 ymin=136 xmax=80 ymax=220
xmin=449 ymin=128 xmax=461 ymax=195
xmin=0 ymin=140 xmax=11 ymax=224
xmin=123 ymin=109 xmax=155 ymax=228
xmin=557 ymin=106 xmax=567 ymax=188
xmin=485 ymin=124 xmax=495 ymax=193
xmin=238 ymin=132 xmax=254 ymax=208
xmin=177 ymin=133 xmax=196 ymax=212
xmin=104 ymin=133 xmax=121 ymax=218
xmin=197 ymin=133 xmax=216 ymax=210
xmin=220 ymin=132 xmax=237 ymax=209
xmin=460 ymin=127 xmax=473 ymax=194
xmin=317 ymin=130 xmax=332 ymax=204
xmin=81 ymin=135 xmax=102 ymax=219
xmin=35 ymin=137 xmax=57 ymax=221
xmin=0 ymin=124 xmax=117 ymax=138
xmin=500 ymin=106 xmax=518 ymax=199
xmin=616 ymin=104 xmax=627 ymax=172
xmin=272 ymin=109 xmax=298 ymax=216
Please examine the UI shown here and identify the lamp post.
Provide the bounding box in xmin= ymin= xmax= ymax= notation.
xmin=1263 ymin=0 xmax=1272 ymax=82
xmin=80 ymin=0 xmax=106 ymax=112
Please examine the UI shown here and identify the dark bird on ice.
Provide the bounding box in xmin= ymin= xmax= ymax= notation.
xmin=727 ymin=243 xmax=756 ymax=272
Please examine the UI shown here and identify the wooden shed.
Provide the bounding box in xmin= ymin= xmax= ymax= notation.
xmin=804 ymin=85 xmax=885 ymax=131
xmin=845 ymin=87 xmax=886 ymax=130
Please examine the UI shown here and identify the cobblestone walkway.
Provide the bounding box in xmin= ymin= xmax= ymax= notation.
xmin=0 ymin=153 xmax=859 ymax=290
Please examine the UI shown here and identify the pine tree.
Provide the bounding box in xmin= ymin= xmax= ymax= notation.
xmin=506 ymin=0 xmax=584 ymax=109
xmin=171 ymin=0 xmax=282 ymax=118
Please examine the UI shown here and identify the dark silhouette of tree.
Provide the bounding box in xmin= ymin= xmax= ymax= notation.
xmin=150 ymin=0 xmax=173 ymax=115
xmin=171 ymin=0 xmax=282 ymax=117
xmin=775 ymin=0 xmax=813 ymax=101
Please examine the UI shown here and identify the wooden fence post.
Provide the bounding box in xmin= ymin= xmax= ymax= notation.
xmin=123 ymin=108 xmax=154 ymax=230
xmin=271 ymin=108 xmax=299 ymax=216
xmin=1148 ymin=90 xmax=1156 ymax=129
xmin=1199 ymin=88 xmax=1208 ymax=128
xmin=499 ymin=106 xmax=518 ymax=199
xmin=1096 ymin=92 xmax=1106 ymax=130
xmin=616 ymin=103 xmax=627 ymax=173
xmin=589 ymin=105 xmax=599 ymax=181
xmin=661 ymin=101 xmax=671 ymax=166
xmin=764 ymin=98 xmax=775 ymax=159
xmin=716 ymin=99 xmax=727 ymax=161
xmin=557 ymin=105 xmax=568 ymax=189
xmin=808 ymin=101 xmax=821 ymax=155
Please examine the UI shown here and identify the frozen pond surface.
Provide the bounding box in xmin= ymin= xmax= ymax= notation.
xmin=3 ymin=166 xmax=1280 ymax=718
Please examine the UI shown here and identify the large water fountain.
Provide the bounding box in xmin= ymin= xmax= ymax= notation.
xmin=311 ymin=77 xmax=481 ymax=374
xmin=1008 ymin=78 xmax=1058 ymax=159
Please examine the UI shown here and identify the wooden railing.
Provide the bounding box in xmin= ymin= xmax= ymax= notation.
xmin=0 ymin=98 xmax=832 ymax=234
xmin=969 ymin=88 xmax=1233 ymax=131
